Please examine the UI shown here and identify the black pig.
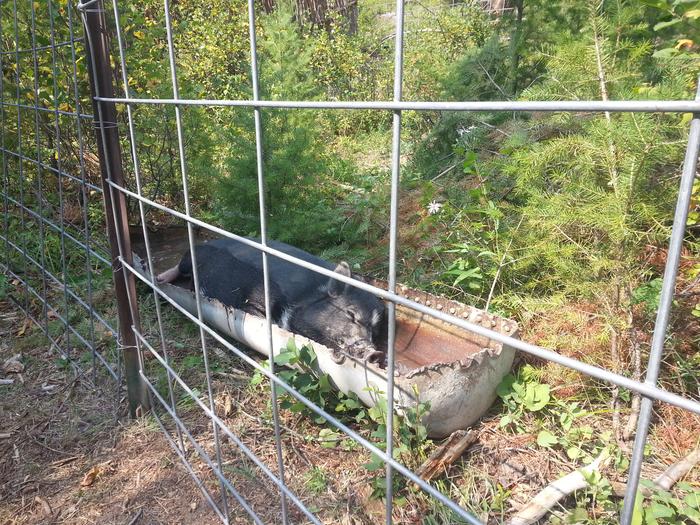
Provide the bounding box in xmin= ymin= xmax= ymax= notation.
xmin=157 ymin=238 xmax=387 ymax=365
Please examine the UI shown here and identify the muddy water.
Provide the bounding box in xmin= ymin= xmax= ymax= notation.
xmin=130 ymin=225 xmax=219 ymax=275
xmin=130 ymin=227 xmax=499 ymax=371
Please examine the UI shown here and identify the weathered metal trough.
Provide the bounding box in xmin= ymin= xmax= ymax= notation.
xmin=132 ymin=229 xmax=518 ymax=438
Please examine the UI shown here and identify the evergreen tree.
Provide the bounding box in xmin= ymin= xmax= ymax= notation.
xmin=216 ymin=5 xmax=335 ymax=248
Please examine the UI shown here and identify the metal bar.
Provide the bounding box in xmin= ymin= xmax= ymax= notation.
xmin=48 ymin=0 xmax=73 ymax=361
xmin=620 ymin=83 xmax=700 ymax=524
xmin=245 ymin=0 xmax=289 ymax=520
xmin=67 ymin=0 xmax=99 ymax=382
xmin=10 ymin=0 xmax=30 ymax=314
xmin=0 ymin=1 xmax=9 ymax=275
xmin=123 ymin=258 xmax=481 ymax=524
xmin=81 ymin=0 xmax=147 ymax=415
xmin=385 ymin=0 xmax=406 ymax=518
xmin=161 ymin=0 xmax=229 ymax=518
xmin=29 ymin=0 xmax=51 ymax=336
xmin=0 ymin=100 xmax=93 ymax=119
xmin=110 ymin=0 xmax=185 ymax=452
xmin=94 ymin=96 xmax=700 ymax=113
xmin=0 ymin=38 xmax=85 ymax=55
xmin=111 ymin=186 xmax=700 ymax=414
xmin=0 ymin=147 xmax=103 ymax=192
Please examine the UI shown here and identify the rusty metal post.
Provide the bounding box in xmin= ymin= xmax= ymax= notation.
xmin=81 ymin=0 xmax=148 ymax=416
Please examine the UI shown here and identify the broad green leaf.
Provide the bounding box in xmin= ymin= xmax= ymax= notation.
xmin=537 ymin=430 xmax=559 ymax=448
xmin=496 ymin=374 xmax=516 ymax=398
xmin=650 ymin=501 xmax=675 ymax=518
xmin=631 ymin=490 xmax=645 ymax=525
xmin=566 ymin=446 xmax=583 ymax=459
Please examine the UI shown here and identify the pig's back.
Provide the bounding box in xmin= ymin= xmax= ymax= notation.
xmin=205 ymin=238 xmax=335 ymax=301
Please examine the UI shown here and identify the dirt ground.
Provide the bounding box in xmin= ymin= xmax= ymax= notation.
xmin=0 ymin=298 xmax=223 ymax=525
xmin=0 ymin=294 xmax=388 ymax=525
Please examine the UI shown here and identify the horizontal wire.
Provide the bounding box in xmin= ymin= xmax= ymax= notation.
xmin=110 ymin=179 xmax=700 ymax=415
xmin=0 ymin=100 xmax=93 ymax=119
xmin=95 ymin=96 xmax=700 ymax=113
xmin=0 ymin=38 xmax=85 ymax=56
xmin=1 ymin=146 xmax=103 ymax=193
xmin=1 ymin=234 xmax=118 ymax=335
xmin=3 ymin=193 xmax=111 ymax=265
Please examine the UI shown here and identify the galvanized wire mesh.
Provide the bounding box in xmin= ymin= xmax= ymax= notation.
xmin=1 ymin=0 xmax=699 ymax=524
xmin=0 ymin=0 xmax=122 ymax=393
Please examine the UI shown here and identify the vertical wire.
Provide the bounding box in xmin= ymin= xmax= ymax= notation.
xmin=12 ymin=0 xmax=30 ymax=314
xmin=111 ymin=0 xmax=185 ymax=452
xmin=245 ymin=1 xmax=289 ymax=522
xmin=29 ymin=0 xmax=50 ymax=335
xmin=161 ymin=1 xmax=230 ymax=519
xmin=67 ymin=0 xmax=98 ymax=383
xmin=620 ymin=81 xmax=700 ymax=525
xmin=47 ymin=0 xmax=73 ymax=362
xmin=385 ymin=0 xmax=406 ymax=521
xmin=0 ymin=0 xmax=9 ymax=274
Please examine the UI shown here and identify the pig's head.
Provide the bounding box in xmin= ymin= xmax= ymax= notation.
xmin=290 ymin=262 xmax=387 ymax=361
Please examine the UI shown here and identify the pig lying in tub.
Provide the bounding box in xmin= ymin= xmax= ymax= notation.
xmin=157 ymin=237 xmax=387 ymax=365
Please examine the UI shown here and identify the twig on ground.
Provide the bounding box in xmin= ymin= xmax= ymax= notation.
xmin=505 ymin=451 xmax=609 ymax=525
xmin=611 ymin=446 xmax=700 ymax=497
xmin=416 ymin=429 xmax=478 ymax=482
xmin=126 ymin=508 xmax=143 ymax=525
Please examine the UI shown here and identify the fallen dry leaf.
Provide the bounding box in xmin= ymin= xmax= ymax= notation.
xmin=16 ymin=319 xmax=31 ymax=337
xmin=223 ymin=393 xmax=233 ymax=416
xmin=35 ymin=495 xmax=52 ymax=517
xmin=3 ymin=354 xmax=24 ymax=374
xmin=80 ymin=465 xmax=101 ymax=487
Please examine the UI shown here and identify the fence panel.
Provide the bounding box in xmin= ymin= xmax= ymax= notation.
xmin=2 ymin=0 xmax=699 ymax=524
xmin=0 ymin=0 xmax=122 ymax=399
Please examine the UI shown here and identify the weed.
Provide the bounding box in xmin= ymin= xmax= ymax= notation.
xmin=303 ymin=466 xmax=328 ymax=495
xmin=0 ymin=274 xmax=7 ymax=300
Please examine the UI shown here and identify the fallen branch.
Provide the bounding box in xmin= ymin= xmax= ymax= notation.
xmin=416 ymin=429 xmax=478 ymax=482
xmin=611 ymin=446 xmax=700 ymax=497
xmin=505 ymin=451 xmax=609 ymax=525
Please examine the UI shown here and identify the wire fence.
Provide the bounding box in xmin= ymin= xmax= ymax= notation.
xmin=0 ymin=0 xmax=122 ymax=400
xmin=1 ymin=0 xmax=699 ymax=523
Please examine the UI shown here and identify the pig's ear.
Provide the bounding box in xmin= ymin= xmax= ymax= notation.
xmin=327 ymin=261 xmax=351 ymax=297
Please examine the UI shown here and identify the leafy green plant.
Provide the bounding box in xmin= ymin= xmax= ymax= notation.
xmin=0 ymin=273 xmax=8 ymax=300
xmin=497 ymin=366 xmax=552 ymax=431
xmin=363 ymin=387 xmax=431 ymax=499
xmin=631 ymin=278 xmax=664 ymax=315
xmin=251 ymin=339 xmax=367 ymax=426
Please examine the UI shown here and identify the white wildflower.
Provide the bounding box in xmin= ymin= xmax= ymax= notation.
xmin=427 ymin=201 xmax=443 ymax=215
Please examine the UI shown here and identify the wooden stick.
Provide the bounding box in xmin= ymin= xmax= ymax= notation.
xmin=505 ymin=451 xmax=609 ymax=525
xmin=416 ymin=429 xmax=478 ymax=482
xmin=611 ymin=446 xmax=700 ymax=497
